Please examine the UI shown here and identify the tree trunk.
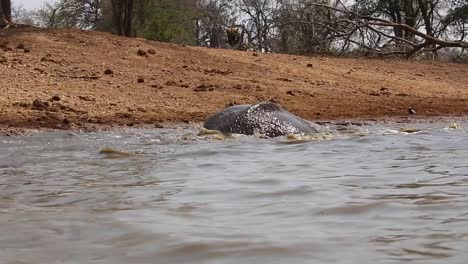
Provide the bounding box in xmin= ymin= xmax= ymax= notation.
xmin=279 ymin=28 xmax=289 ymax=53
xmin=210 ymin=25 xmax=220 ymax=48
xmin=1 ymin=0 xmax=11 ymax=22
xmin=123 ymin=0 xmax=134 ymax=37
xmin=403 ymin=0 xmax=419 ymax=41
xmin=49 ymin=8 xmax=58 ymax=28
xmin=195 ymin=18 xmax=201 ymax=46
xmin=111 ymin=0 xmax=134 ymax=37
xmin=417 ymin=0 xmax=437 ymax=58
xmin=417 ymin=0 xmax=434 ymax=37
xmin=0 ymin=4 xmax=4 ymax=25
xmin=111 ymin=0 xmax=123 ymax=35
xmin=0 ymin=0 xmax=12 ymax=26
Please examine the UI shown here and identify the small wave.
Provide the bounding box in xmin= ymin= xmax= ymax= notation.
xmin=444 ymin=121 xmax=462 ymax=130
xmin=249 ymin=185 xmax=314 ymax=198
xmin=320 ymin=202 xmax=388 ymax=215
xmin=198 ymin=127 xmax=226 ymax=140
xmin=276 ymin=133 xmax=336 ymax=144
xmin=99 ymin=148 xmax=142 ymax=158
xmin=160 ymin=240 xmax=298 ymax=260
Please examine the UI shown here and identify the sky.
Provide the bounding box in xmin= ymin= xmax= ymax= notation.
xmin=15 ymin=0 xmax=48 ymax=10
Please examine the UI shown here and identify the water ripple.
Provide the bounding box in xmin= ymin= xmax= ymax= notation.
xmin=1 ymin=122 xmax=468 ymax=264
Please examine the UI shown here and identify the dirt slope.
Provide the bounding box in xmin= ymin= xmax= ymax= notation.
xmin=1 ymin=26 xmax=468 ymax=133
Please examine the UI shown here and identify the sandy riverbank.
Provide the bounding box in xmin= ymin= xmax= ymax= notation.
xmin=1 ymin=26 xmax=468 ymax=135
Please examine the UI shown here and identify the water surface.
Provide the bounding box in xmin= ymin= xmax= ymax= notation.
xmin=1 ymin=122 xmax=467 ymax=264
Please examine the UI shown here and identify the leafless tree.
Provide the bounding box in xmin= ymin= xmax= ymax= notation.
xmin=276 ymin=0 xmax=339 ymax=54
xmin=11 ymin=4 xmax=37 ymax=26
xmin=279 ymin=0 xmax=467 ymax=57
xmin=35 ymin=0 xmax=102 ymax=29
xmin=237 ymin=0 xmax=280 ymax=52
xmin=195 ymin=0 xmax=236 ymax=47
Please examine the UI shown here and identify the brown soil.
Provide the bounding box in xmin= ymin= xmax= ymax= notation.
xmin=1 ymin=26 xmax=468 ymax=135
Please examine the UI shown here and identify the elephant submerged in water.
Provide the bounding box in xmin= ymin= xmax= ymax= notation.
xmin=203 ymin=102 xmax=320 ymax=138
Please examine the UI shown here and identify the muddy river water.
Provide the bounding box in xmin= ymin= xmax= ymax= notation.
xmin=1 ymin=121 xmax=467 ymax=264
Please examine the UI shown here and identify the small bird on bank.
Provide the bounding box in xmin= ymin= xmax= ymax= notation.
xmin=408 ymin=106 xmax=416 ymax=115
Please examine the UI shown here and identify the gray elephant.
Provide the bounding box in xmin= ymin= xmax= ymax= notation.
xmin=203 ymin=101 xmax=319 ymax=138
